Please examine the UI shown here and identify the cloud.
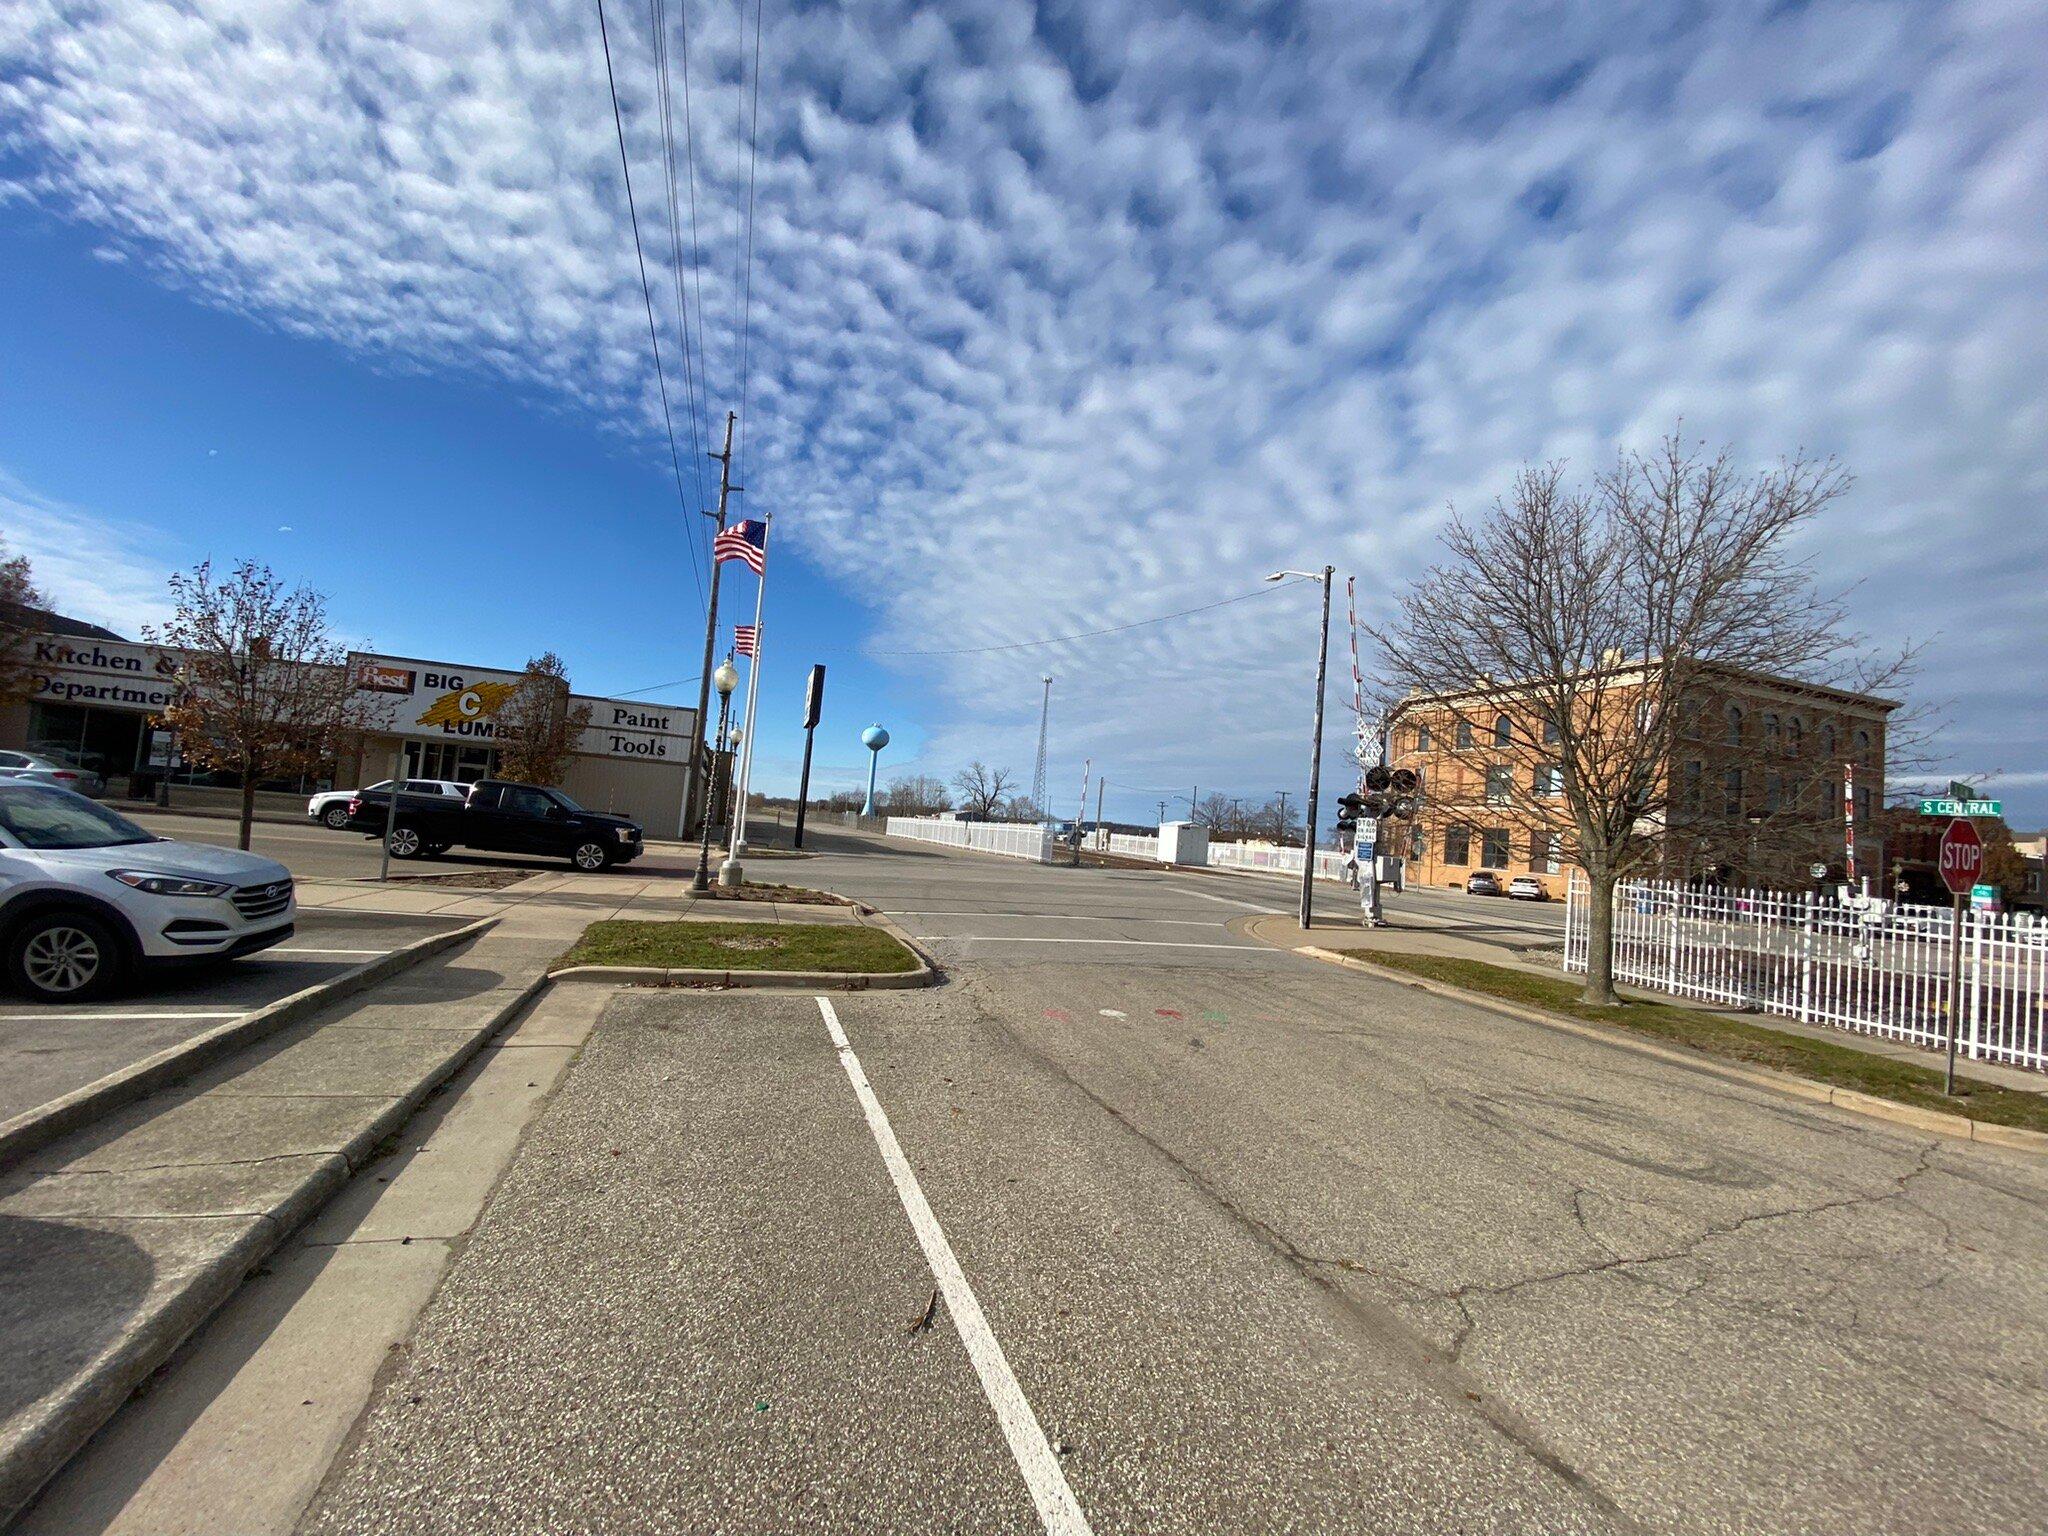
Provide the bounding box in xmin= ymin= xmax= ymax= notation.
xmin=2 ymin=1 xmax=2045 ymax=815
xmin=0 ymin=470 xmax=179 ymax=637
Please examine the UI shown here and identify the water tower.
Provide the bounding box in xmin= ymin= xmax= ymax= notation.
xmin=860 ymin=724 xmax=891 ymax=815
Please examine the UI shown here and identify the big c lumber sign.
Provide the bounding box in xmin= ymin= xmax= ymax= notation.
xmin=1938 ymin=817 xmax=1984 ymax=897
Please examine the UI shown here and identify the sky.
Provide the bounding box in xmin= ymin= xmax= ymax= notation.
xmin=2 ymin=0 xmax=2044 ymax=827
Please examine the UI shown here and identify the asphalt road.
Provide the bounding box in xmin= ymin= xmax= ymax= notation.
xmin=305 ymin=829 xmax=2048 ymax=1535
xmin=0 ymin=908 xmax=467 ymax=1125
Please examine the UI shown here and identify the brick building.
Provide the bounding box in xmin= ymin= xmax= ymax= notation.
xmin=1387 ymin=662 xmax=1898 ymax=897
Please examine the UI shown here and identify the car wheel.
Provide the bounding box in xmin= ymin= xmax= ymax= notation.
xmin=571 ymin=839 xmax=612 ymax=872
xmin=322 ymin=804 xmax=351 ymax=829
xmin=387 ymin=825 xmax=425 ymax=860
xmin=7 ymin=910 xmax=129 ymax=1002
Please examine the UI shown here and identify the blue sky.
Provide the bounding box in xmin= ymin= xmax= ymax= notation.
xmin=3 ymin=0 xmax=2045 ymax=826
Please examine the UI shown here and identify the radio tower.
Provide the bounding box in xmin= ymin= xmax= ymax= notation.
xmin=1030 ymin=674 xmax=1052 ymax=818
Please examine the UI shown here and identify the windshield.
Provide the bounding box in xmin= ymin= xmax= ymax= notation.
xmin=0 ymin=785 xmax=158 ymax=849
xmin=545 ymin=788 xmax=586 ymax=813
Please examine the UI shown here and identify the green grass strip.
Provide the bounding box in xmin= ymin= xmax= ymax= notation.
xmin=1343 ymin=950 xmax=2048 ymax=1134
xmin=558 ymin=919 xmax=919 ymax=975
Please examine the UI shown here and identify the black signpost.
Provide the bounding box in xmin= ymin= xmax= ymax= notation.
xmin=793 ymin=664 xmax=825 ymax=849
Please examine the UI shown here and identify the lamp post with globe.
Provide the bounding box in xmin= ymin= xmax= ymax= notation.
xmin=860 ymin=725 xmax=891 ymax=816
xmin=693 ymin=658 xmax=740 ymax=892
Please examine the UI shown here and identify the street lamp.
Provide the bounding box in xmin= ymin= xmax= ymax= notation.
xmin=693 ymin=658 xmax=740 ymax=893
xmin=1268 ymin=566 xmax=1334 ymax=929
xmin=719 ymin=723 xmax=748 ymax=888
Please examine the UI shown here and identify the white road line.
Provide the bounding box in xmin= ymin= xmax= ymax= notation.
xmin=0 ymin=1010 xmax=244 ymax=1021
xmin=1175 ymin=886 xmax=1290 ymax=914
xmin=816 ymin=996 xmax=1092 ymax=1536
xmin=270 ymin=947 xmax=391 ymax=956
xmin=926 ymin=935 xmax=1256 ymax=951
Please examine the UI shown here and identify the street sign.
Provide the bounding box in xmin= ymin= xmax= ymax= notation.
xmin=1970 ymin=883 xmax=2000 ymax=910
xmin=1918 ymin=797 xmax=2001 ymax=818
xmin=1938 ymin=818 xmax=1984 ymax=896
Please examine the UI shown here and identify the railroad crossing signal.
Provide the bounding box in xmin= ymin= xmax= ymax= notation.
xmin=1937 ymin=817 xmax=1984 ymax=897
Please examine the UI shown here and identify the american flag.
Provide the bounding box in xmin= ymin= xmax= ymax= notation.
xmin=713 ymin=519 xmax=767 ymax=575
xmin=734 ymin=624 xmax=759 ymax=659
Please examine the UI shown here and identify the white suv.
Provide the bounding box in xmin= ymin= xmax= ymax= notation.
xmin=308 ymin=778 xmax=466 ymax=829
xmin=0 ymin=782 xmax=296 ymax=1002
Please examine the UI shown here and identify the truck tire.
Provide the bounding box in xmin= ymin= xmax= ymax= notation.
xmin=7 ymin=908 xmax=131 ymax=1002
xmin=571 ymin=839 xmax=612 ymax=872
xmin=387 ymin=825 xmax=425 ymax=860
xmin=322 ymin=804 xmax=351 ymax=829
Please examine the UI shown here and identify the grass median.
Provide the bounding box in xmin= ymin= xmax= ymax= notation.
xmin=556 ymin=919 xmax=919 ymax=975
xmin=1347 ymin=951 xmax=2048 ymax=1134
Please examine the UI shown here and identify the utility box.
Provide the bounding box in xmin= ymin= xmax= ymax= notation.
xmin=1159 ymin=821 xmax=1208 ymax=866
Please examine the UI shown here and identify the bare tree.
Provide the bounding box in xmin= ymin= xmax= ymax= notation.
xmin=951 ymin=760 xmax=1017 ymax=818
xmin=0 ymin=537 xmax=49 ymax=708
xmin=492 ymin=652 xmax=591 ymax=786
xmin=1371 ymin=433 xmax=1913 ymax=1006
xmin=883 ymin=772 xmax=952 ymax=815
xmin=148 ymin=562 xmax=371 ymax=849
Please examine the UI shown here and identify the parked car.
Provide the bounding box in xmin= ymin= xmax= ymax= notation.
xmin=1466 ymin=870 xmax=1505 ymax=896
xmin=308 ymin=777 xmax=466 ymax=830
xmin=351 ymin=779 xmax=643 ymax=871
xmin=1507 ymin=875 xmax=1547 ymax=901
xmin=0 ymin=749 xmax=106 ymax=798
xmin=0 ymin=782 xmax=293 ymax=1001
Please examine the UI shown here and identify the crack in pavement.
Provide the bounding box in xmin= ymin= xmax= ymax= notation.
xmin=956 ymin=974 xmax=1646 ymax=1533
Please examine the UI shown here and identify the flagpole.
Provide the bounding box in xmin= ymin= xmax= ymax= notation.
xmin=721 ymin=515 xmax=771 ymax=881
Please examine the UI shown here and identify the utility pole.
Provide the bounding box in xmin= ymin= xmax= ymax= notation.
xmin=683 ymin=410 xmax=738 ymax=866
xmin=1030 ymin=675 xmax=1052 ymax=816
xmin=1300 ymin=564 xmax=1333 ymax=929
xmin=1073 ymin=757 xmax=1090 ymax=867
xmin=1093 ymin=775 xmax=1105 ymax=851
xmin=1157 ymin=798 xmax=1167 ymax=826
xmin=1276 ymin=789 xmax=1291 ymax=843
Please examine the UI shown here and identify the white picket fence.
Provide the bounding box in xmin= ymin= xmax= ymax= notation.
xmin=1104 ymin=832 xmax=1161 ymax=859
xmin=1564 ymin=876 xmax=2048 ymax=1073
xmin=884 ymin=816 xmax=1053 ymax=863
xmin=1207 ymin=840 xmax=1351 ymax=882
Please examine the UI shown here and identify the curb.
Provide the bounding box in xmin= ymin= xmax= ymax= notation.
xmin=1293 ymin=945 xmax=2048 ymax=1156
xmin=0 ymin=917 xmax=498 ymax=1172
xmin=548 ymin=961 xmax=936 ymax=991
xmin=0 ymin=971 xmax=545 ymax=1525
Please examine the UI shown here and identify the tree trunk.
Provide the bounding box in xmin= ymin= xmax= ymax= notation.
xmin=238 ymin=758 xmax=257 ymax=852
xmin=1583 ymin=861 xmax=1621 ymax=1006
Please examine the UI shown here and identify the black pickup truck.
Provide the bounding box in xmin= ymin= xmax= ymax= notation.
xmin=349 ymin=779 xmax=644 ymax=871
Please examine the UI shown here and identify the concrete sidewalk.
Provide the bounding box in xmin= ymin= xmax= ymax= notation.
xmin=0 ymin=904 xmax=594 ymax=1521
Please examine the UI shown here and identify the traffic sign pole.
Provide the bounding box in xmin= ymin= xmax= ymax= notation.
xmin=1937 ymin=817 xmax=1986 ymax=1095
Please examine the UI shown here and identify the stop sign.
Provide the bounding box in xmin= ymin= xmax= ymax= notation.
xmin=1938 ymin=817 xmax=1984 ymax=896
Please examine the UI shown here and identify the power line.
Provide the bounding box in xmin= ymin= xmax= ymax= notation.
xmin=594 ymin=0 xmax=705 ymax=617
xmin=611 ymin=672 xmax=703 ymax=699
xmin=872 ymin=578 xmax=1310 ymax=657
xmin=732 ymin=0 xmax=767 ymax=495
xmin=649 ymin=0 xmax=711 ymax=586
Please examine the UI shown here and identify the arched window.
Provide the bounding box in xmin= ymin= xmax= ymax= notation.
xmin=1492 ymin=714 xmax=1512 ymax=747
xmin=1725 ymin=705 xmax=1744 ymax=746
xmin=1416 ymin=724 xmax=1432 ymax=753
xmin=1541 ymin=717 xmax=1559 ymax=745
xmin=1455 ymin=719 xmax=1475 ymax=750
xmin=1854 ymin=729 xmax=1872 ymax=764
xmin=1786 ymin=717 xmax=1803 ymax=756
xmin=1763 ymin=713 xmax=1780 ymax=749
xmin=1821 ymin=724 xmax=1837 ymax=760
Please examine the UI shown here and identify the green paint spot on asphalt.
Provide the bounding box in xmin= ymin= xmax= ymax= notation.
xmin=756 ymin=1400 xmax=770 ymax=1413
xmin=1200 ymin=1008 xmax=1228 ymax=1023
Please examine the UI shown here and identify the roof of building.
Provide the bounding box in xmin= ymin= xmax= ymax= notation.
xmin=1393 ymin=657 xmax=1902 ymax=717
xmin=4 ymin=607 xmax=127 ymax=643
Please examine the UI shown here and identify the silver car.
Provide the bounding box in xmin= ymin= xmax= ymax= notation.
xmin=0 ymin=749 xmax=106 ymax=798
